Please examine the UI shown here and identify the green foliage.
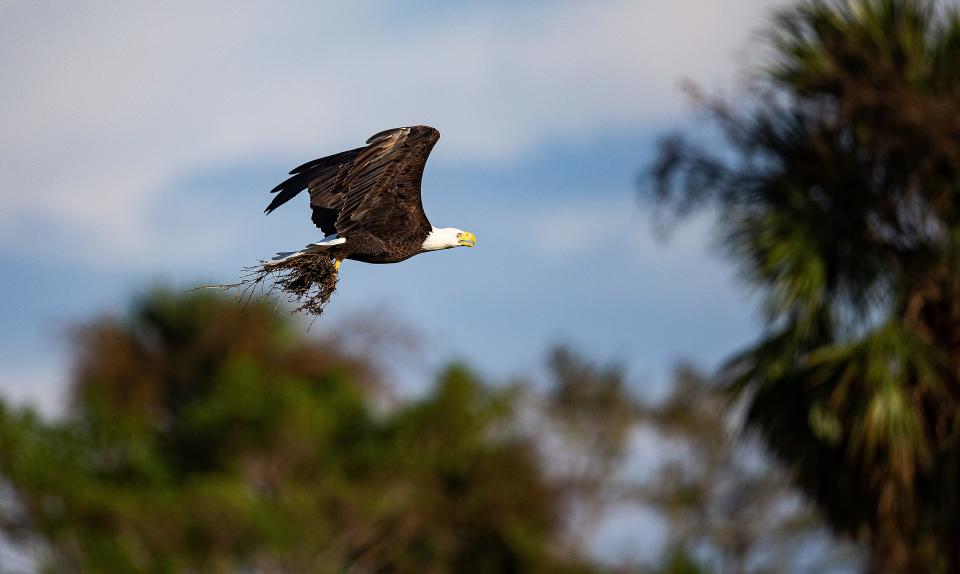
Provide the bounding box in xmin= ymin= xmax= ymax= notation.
xmin=0 ymin=290 xmax=593 ymax=574
xmin=655 ymin=546 xmax=705 ymax=574
xmin=646 ymin=0 xmax=960 ymax=570
xmin=0 ymin=288 xmax=862 ymax=572
xmin=546 ymin=348 xmax=637 ymax=465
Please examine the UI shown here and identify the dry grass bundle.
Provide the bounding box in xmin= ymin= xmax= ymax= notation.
xmin=201 ymin=253 xmax=340 ymax=317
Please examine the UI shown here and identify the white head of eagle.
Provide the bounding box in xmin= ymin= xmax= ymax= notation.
xmin=422 ymin=227 xmax=477 ymax=251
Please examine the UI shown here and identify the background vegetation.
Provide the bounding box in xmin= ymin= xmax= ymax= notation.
xmin=0 ymin=290 xmax=858 ymax=572
xmin=647 ymin=0 xmax=960 ymax=571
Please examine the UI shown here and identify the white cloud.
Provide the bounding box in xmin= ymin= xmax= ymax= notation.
xmin=0 ymin=0 xmax=783 ymax=265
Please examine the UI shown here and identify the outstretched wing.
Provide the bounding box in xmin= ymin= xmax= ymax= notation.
xmin=264 ymin=126 xmax=440 ymax=239
xmin=264 ymin=146 xmax=364 ymax=235
xmin=335 ymin=126 xmax=438 ymax=238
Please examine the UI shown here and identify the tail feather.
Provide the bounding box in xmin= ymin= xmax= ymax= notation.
xmin=265 ymin=235 xmax=346 ymax=267
xmin=305 ymin=236 xmax=346 ymax=250
xmin=265 ymin=251 xmax=304 ymax=267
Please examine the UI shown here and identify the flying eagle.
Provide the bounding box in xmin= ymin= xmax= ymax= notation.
xmin=264 ymin=125 xmax=476 ymax=270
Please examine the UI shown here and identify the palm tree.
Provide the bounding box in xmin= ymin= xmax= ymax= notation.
xmin=645 ymin=0 xmax=960 ymax=570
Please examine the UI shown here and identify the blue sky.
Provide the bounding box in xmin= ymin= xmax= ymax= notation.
xmin=1 ymin=0 xmax=788 ymax=414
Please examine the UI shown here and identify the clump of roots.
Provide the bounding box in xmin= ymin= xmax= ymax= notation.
xmin=203 ymin=253 xmax=340 ymax=317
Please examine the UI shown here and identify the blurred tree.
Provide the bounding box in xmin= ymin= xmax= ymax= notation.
xmin=635 ymin=366 xmax=863 ymax=574
xmin=536 ymin=349 xmax=861 ymax=573
xmin=0 ymin=290 xmax=864 ymax=572
xmin=645 ymin=0 xmax=960 ymax=570
xmin=542 ymin=347 xmax=639 ymax=554
xmin=0 ymin=289 xmax=598 ymax=574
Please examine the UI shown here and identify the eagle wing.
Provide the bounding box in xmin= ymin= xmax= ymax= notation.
xmin=335 ymin=126 xmax=438 ymax=238
xmin=264 ymin=126 xmax=440 ymax=240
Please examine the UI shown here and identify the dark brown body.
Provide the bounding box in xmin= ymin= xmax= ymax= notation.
xmin=328 ymin=231 xmax=426 ymax=264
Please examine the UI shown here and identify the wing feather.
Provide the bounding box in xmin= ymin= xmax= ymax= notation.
xmin=264 ymin=147 xmax=363 ymax=217
xmin=264 ymin=126 xmax=440 ymax=240
xmin=335 ymin=126 xmax=438 ymax=238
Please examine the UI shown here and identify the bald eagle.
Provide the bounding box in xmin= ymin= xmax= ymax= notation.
xmin=264 ymin=125 xmax=476 ymax=270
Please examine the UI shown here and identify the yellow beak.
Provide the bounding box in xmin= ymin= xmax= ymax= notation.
xmin=457 ymin=231 xmax=477 ymax=247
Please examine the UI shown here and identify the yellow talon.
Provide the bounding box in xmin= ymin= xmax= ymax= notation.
xmin=333 ymin=259 xmax=342 ymax=271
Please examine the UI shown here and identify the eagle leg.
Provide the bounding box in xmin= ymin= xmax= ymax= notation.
xmin=333 ymin=258 xmax=342 ymax=272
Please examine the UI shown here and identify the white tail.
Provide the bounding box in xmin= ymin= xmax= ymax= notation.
xmin=265 ymin=235 xmax=346 ymax=266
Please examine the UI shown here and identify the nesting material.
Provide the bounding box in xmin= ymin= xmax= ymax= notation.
xmin=205 ymin=253 xmax=339 ymax=317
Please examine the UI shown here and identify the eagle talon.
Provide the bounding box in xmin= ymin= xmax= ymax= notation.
xmin=333 ymin=259 xmax=342 ymax=271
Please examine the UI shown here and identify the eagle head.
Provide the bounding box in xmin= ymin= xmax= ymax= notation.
xmin=422 ymin=227 xmax=476 ymax=251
